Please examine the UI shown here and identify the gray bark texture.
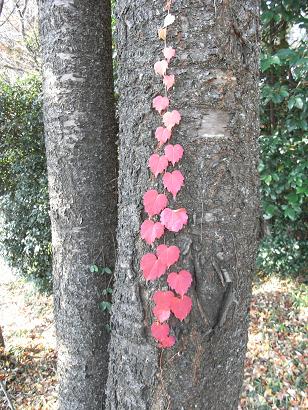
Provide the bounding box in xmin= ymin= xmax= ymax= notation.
xmin=106 ymin=0 xmax=260 ymax=409
xmin=0 ymin=325 xmax=4 ymax=348
xmin=39 ymin=1 xmax=117 ymax=409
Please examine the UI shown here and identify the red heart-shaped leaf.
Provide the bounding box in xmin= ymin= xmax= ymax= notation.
xmin=167 ymin=270 xmax=192 ymax=297
xmin=153 ymin=290 xmax=175 ymax=308
xmin=163 ymin=75 xmax=175 ymax=91
xmin=163 ymin=170 xmax=184 ymax=199
xmin=140 ymin=253 xmax=167 ymax=281
xmin=140 ymin=220 xmax=164 ymax=244
xmin=163 ymin=110 xmax=181 ymax=130
xmin=148 ymin=154 xmax=169 ymax=177
xmin=155 ymin=127 xmax=171 ymax=146
xmin=164 ymin=144 xmax=184 ymax=166
xmin=160 ymin=208 xmax=188 ymax=232
xmin=154 ymin=59 xmax=168 ymax=76
xmin=153 ymin=305 xmax=171 ymax=322
xmin=171 ymin=295 xmax=192 ymax=321
xmin=163 ymin=47 xmax=176 ymax=62
xmin=156 ymin=244 xmax=180 ymax=268
xmin=152 ymin=290 xmax=175 ymax=322
xmin=151 ymin=322 xmax=170 ymax=342
xmin=159 ymin=335 xmax=176 ymax=348
xmin=143 ymin=189 xmax=168 ymax=217
xmin=152 ymin=95 xmax=169 ymax=114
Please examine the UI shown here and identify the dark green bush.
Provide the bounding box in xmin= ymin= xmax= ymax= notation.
xmin=0 ymin=76 xmax=52 ymax=290
xmin=258 ymin=0 xmax=308 ymax=276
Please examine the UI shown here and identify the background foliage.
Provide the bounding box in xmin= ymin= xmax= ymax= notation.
xmin=258 ymin=0 xmax=308 ymax=276
xmin=0 ymin=77 xmax=52 ymax=291
xmin=0 ymin=1 xmax=307 ymax=292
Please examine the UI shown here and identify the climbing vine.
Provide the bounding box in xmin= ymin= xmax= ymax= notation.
xmin=140 ymin=0 xmax=192 ymax=348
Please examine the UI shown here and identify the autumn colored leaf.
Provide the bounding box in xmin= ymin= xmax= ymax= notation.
xmin=143 ymin=189 xmax=168 ymax=217
xmin=158 ymin=27 xmax=167 ymax=41
xmin=163 ymin=110 xmax=181 ymax=130
xmin=156 ymin=244 xmax=180 ymax=268
xmin=164 ymin=0 xmax=172 ymax=12
xmin=148 ymin=153 xmax=169 ymax=177
xmin=160 ymin=208 xmax=188 ymax=232
xmin=155 ymin=126 xmax=172 ymax=145
xmin=163 ymin=13 xmax=175 ymax=27
xmin=140 ymin=253 xmax=167 ymax=280
xmin=140 ymin=220 xmax=164 ymax=245
xmin=167 ymin=270 xmax=192 ymax=297
xmin=163 ymin=170 xmax=184 ymax=199
xmin=154 ymin=59 xmax=168 ymax=76
xmin=153 ymin=305 xmax=170 ymax=322
xmin=164 ymin=144 xmax=184 ymax=166
xmin=171 ymin=295 xmax=192 ymax=321
xmin=163 ymin=75 xmax=175 ymax=91
xmin=153 ymin=290 xmax=175 ymax=307
xmin=152 ymin=95 xmax=169 ymax=114
xmin=153 ymin=289 xmax=175 ymax=322
xmin=163 ymin=47 xmax=176 ymax=62
xmin=151 ymin=322 xmax=170 ymax=342
xmin=159 ymin=335 xmax=176 ymax=348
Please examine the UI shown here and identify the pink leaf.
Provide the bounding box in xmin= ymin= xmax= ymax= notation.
xmin=163 ymin=13 xmax=175 ymax=28
xmin=163 ymin=110 xmax=181 ymax=130
xmin=143 ymin=189 xmax=168 ymax=217
xmin=140 ymin=220 xmax=164 ymax=245
xmin=153 ymin=289 xmax=175 ymax=322
xmin=140 ymin=253 xmax=167 ymax=281
xmin=153 ymin=290 xmax=175 ymax=308
xmin=164 ymin=144 xmax=184 ymax=166
xmin=156 ymin=244 xmax=180 ymax=268
xmin=163 ymin=47 xmax=176 ymax=62
xmin=154 ymin=60 xmax=168 ymax=76
xmin=148 ymin=154 xmax=169 ymax=177
xmin=153 ymin=305 xmax=170 ymax=322
xmin=151 ymin=322 xmax=170 ymax=342
xmin=163 ymin=170 xmax=184 ymax=199
xmin=155 ymin=127 xmax=172 ymax=146
xmin=159 ymin=335 xmax=176 ymax=348
xmin=152 ymin=96 xmax=169 ymax=114
xmin=160 ymin=208 xmax=188 ymax=232
xmin=167 ymin=270 xmax=193 ymax=297
xmin=171 ymin=295 xmax=192 ymax=321
xmin=163 ymin=75 xmax=175 ymax=91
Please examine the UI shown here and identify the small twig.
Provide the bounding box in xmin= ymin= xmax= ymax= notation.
xmin=0 ymin=381 xmax=15 ymax=410
xmin=167 ymin=350 xmax=181 ymax=364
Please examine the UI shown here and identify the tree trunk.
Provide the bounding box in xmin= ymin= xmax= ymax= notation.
xmin=106 ymin=1 xmax=260 ymax=409
xmin=39 ymin=1 xmax=117 ymax=409
xmin=0 ymin=325 xmax=4 ymax=348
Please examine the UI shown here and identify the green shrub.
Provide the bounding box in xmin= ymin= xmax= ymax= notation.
xmin=0 ymin=76 xmax=52 ymax=291
xmin=258 ymin=0 xmax=308 ymax=276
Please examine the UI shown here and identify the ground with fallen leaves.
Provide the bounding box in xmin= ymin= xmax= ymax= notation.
xmin=0 ymin=259 xmax=307 ymax=409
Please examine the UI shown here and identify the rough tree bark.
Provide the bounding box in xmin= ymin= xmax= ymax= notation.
xmin=39 ymin=1 xmax=117 ymax=409
xmin=0 ymin=325 xmax=4 ymax=348
xmin=106 ymin=1 xmax=260 ymax=409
